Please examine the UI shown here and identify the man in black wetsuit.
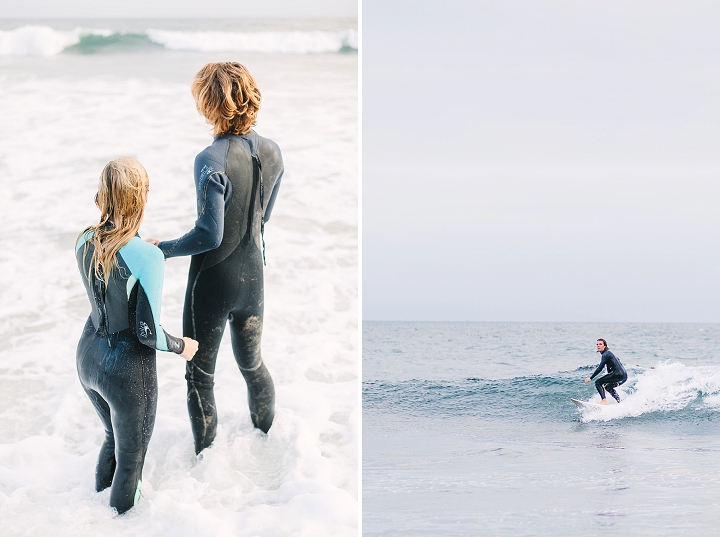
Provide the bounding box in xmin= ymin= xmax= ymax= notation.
xmin=584 ymin=339 xmax=627 ymax=404
xmin=148 ymin=62 xmax=283 ymax=454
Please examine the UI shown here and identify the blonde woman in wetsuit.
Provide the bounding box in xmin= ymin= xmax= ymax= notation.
xmin=76 ymin=157 xmax=198 ymax=514
xmin=147 ymin=62 xmax=284 ymax=454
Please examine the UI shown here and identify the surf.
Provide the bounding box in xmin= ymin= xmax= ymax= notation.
xmin=574 ymin=361 xmax=720 ymax=422
xmin=0 ymin=26 xmax=359 ymax=56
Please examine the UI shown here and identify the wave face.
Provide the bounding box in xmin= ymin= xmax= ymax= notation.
xmin=364 ymin=362 xmax=720 ymax=423
xmin=0 ymin=25 xmax=358 ymax=56
xmin=65 ymin=32 xmax=163 ymax=54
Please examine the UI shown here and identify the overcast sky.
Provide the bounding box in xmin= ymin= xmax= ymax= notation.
xmin=364 ymin=0 xmax=720 ymax=322
xmin=0 ymin=0 xmax=356 ymax=18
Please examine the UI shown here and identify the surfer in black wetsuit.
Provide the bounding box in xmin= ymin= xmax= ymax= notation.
xmin=76 ymin=157 xmax=198 ymax=514
xmin=585 ymin=339 xmax=627 ymax=404
xmin=147 ymin=62 xmax=284 ymax=454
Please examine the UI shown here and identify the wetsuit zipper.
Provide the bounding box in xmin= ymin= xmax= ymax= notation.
xmin=93 ymin=272 xmax=111 ymax=346
xmin=240 ymin=154 xmax=266 ymax=265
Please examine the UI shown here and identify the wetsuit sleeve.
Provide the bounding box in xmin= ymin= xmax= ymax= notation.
xmin=134 ymin=247 xmax=185 ymax=354
xmin=158 ymin=171 xmax=231 ymax=259
xmin=589 ymin=354 xmax=608 ymax=380
xmin=135 ymin=285 xmax=185 ymax=353
xmin=264 ymin=167 xmax=283 ymax=223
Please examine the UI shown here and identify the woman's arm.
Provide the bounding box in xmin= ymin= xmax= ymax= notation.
xmin=134 ymin=282 xmax=184 ymax=353
xmin=131 ymin=243 xmax=197 ymax=359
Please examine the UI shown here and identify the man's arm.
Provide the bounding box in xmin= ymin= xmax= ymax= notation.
xmin=158 ymin=172 xmax=231 ymax=258
xmin=263 ymin=167 xmax=283 ymax=222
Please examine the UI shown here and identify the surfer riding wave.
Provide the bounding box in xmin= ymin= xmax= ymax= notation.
xmin=584 ymin=339 xmax=627 ymax=404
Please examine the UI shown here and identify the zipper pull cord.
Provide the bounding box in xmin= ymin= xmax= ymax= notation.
xmin=254 ymin=154 xmax=266 ymax=266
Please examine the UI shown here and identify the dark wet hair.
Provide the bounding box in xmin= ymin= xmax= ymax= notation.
xmin=597 ymin=338 xmax=608 ymax=348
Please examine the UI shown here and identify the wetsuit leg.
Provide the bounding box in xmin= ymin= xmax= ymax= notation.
xmin=106 ymin=336 xmax=157 ymax=514
xmin=229 ymin=309 xmax=275 ymax=434
xmin=605 ymin=384 xmax=622 ymax=403
xmin=77 ymin=322 xmax=157 ymax=514
xmin=183 ymin=254 xmax=231 ymax=454
xmin=77 ymin=319 xmax=116 ymax=491
xmin=225 ymin=245 xmax=274 ymax=433
xmin=82 ymin=386 xmax=116 ymax=491
xmin=594 ymin=373 xmax=627 ymax=402
xmin=183 ymin=245 xmax=275 ymax=454
xmin=605 ymin=372 xmax=627 ymax=403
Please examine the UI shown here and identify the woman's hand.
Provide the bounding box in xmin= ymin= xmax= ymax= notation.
xmin=584 ymin=377 xmax=591 ymax=383
xmin=181 ymin=337 xmax=199 ymax=361
xmin=145 ymin=238 xmax=160 ymax=246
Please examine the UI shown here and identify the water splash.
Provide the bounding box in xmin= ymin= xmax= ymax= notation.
xmin=579 ymin=361 xmax=720 ymax=422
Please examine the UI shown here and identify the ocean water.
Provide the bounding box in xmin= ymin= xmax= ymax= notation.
xmin=363 ymin=322 xmax=720 ymax=536
xmin=0 ymin=19 xmax=357 ymax=536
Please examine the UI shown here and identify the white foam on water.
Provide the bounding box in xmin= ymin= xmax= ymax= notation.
xmin=0 ymin=51 xmax=357 ymax=535
xmin=580 ymin=361 xmax=720 ymax=422
xmin=147 ymin=29 xmax=358 ymax=54
xmin=0 ymin=25 xmax=82 ymax=56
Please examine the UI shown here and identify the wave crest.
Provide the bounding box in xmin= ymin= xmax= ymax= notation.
xmin=580 ymin=361 xmax=720 ymax=422
xmin=0 ymin=26 xmax=358 ymax=56
xmin=0 ymin=26 xmax=81 ymax=56
xmin=147 ymin=28 xmax=357 ymax=54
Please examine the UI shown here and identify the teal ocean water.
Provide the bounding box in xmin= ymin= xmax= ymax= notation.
xmin=363 ymin=322 xmax=720 ymax=536
xmin=0 ymin=19 xmax=357 ymax=55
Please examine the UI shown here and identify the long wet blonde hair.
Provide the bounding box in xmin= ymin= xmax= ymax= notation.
xmin=191 ymin=62 xmax=261 ymax=136
xmin=80 ymin=156 xmax=149 ymax=282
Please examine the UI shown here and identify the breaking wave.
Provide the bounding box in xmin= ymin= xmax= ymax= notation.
xmin=364 ymin=361 xmax=720 ymax=422
xmin=0 ymin=25 xmax=358 ymax=56
xmin=577 ymin=361 xmax=720 ymax=422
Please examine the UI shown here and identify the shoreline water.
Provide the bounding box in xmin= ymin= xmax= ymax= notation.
xmin=0 ymin=18 xmax=357 ymax=535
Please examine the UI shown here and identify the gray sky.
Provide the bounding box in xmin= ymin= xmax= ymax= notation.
xmin=0 ymin=0 xmax=356 ymax=18
xmin=364 ymin=0 xmax=720 ymax=321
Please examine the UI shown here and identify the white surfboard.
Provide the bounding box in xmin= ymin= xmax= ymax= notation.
xmin=569 ymin=398 xmax=606 ymax=410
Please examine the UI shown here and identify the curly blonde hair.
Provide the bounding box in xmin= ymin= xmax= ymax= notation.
xmin=191 ymin=62 xmax=262 ymax=136
xmin=81 ymin=156 xmax=149 ymax=281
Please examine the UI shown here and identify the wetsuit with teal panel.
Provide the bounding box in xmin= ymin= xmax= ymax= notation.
xmin=76 ymin=232 xmax=185 ymax=514
xmin=158 ymin=130 xmax=284 ymax=454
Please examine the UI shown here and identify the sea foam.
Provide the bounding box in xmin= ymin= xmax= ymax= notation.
xmin=147 ymin=28 xmax=357 ymax=54
xmin=0 ymin=26 xmax=82 ymax=56
xmin=579 ymin=361 xmax=720 ymax=422
xmin=0 ymin=45 xmax=357 ymax=535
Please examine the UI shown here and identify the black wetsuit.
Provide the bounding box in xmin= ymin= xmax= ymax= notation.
xmin=75 ymin=233 xmax=185 ymax=514
xmin=158 ymin=130 xmax=284 ymax=454
xmin=590 ymin=349 xmax=627 ymax=403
